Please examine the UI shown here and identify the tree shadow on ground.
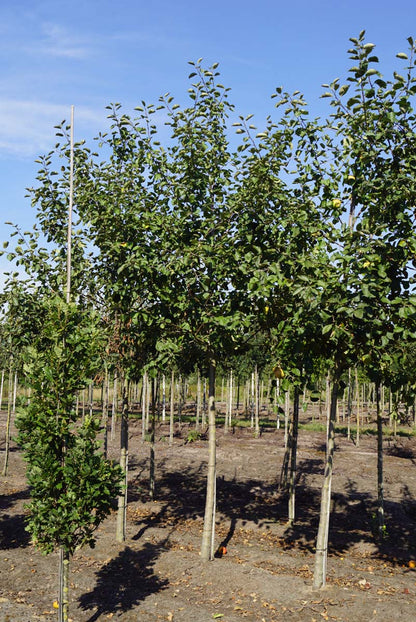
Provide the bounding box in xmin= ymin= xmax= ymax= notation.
xmin=128 ymin=453 xmax=416 ymax=565
xmin=0 ymin=513 xmax=31 ymax=549
xmin=0 ymin=487 xmax=31 ymax=549
xmin=0 ymin=486 xmax=30 ymax=512
xmin=385 ymin=440 xmax=416 ymax=461
xmin=78 ymin=543 xmax=169 ymax=621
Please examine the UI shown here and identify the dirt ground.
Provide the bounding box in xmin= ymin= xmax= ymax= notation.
xmin=2 ymin=407 xmax=416 ymax=621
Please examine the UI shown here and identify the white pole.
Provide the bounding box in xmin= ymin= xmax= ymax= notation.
xmin=0 ymin=369 xmax=4 ymax=410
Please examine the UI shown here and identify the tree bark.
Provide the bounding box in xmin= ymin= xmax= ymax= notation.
xmin=150 ymin=377 xmax=156 ymax=500
xmin=288 ymin=386 xmax=300 ymax=525
xmin=169 ymin=370 xmax=174 ymax=446
xmin=284 ymin=390 xmax=289 ymax=449
xmin=376 ymin=380 xmax=385 ymax=538
xmin=254 ymin=366 xmax=260 ymax=438
xmin=0 ymin=369 xmax=4 ymax=411
xmin=58 ymin=547 xmax=70 ymax=622
xmin=196 ymin=369 xmax=201 ymax=430
xmin=313 ymin=378 xmax=338 ymax=589
xmin=2 ymin=361 xmax=13 ymax=477
xmin=162 ymin=374 xmax=166 ymax=423
xmin=116 ymin=382 xmax=129 ymax=542
xmin=111 ymin=372 xmax=117 ymax=441
xmin=201 ymin=359 xmax=217 ymax=561
xmin=355 ymin=368 xmax=360 ymax=446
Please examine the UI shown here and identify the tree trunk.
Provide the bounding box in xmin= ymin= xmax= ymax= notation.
xmin=0 ymin=369 xmax=4 ymax=411
xmin=102 ymin=366 xmax=109 ymax=459
xmin=169 ymin=370 xmax=174 ymax=446
xmin=58 ymin=547 xmax=70 ymax=622
xmin=376 ymin=380 xmax=385 ymax=538
xmin=202 ymin=377 xmax=207 ymax=427
xmin=254 ymin=366 xmax=260 ymax=438
xmin=150 ymin=377 xmax=156 ymax=501
xmin=284 ymin=390 xmax=289 ymax=449
xmin=201 ymin=359 xmax=217 ymax=561
xmin=250 ymin=372 xmax=255 ymax=428
xmin=116 ymin=382 xmax=129 ymax=542
xmin=288 ymin=386 xmax=300 ymax=525
xmin=196 ymin=369 xmax=201 ymax=430
xmin=224 ymin=374 xmax=229 ymax=435
xmin=89 ymin=382 xmax=93 ymax=417
xmin=2 ymin=362 xmax=14 ymax=476
xmin=347 ymin=368 xmax=352 ymax=441
xmin=275 ymin=379 xmax=280 ymax=429
xmin=141 ymin=372 xmax=146 ymax=440
xmin=313 ymin=378 xmax=338 ymax=589
xmin=229 ymin=370 xmax=233 ymax=428
xmin=162 ymin=374 xmax=166 ymax=423
xmin=111 ymin=372 xmax=117 ymax=441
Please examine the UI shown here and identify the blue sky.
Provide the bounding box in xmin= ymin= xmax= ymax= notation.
xmin=1 ymin=0 xmax=416 ymax=285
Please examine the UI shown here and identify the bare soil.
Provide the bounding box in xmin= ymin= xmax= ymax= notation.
xmin=2 ymin=408 xmax=416 ymax=621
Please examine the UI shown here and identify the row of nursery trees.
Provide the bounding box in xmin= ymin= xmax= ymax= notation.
xmin=2 ymin=32 xmax=416 ymax=618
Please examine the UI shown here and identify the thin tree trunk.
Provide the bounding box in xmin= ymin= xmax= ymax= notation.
xmin=141 ymin=372 xmax=147 ymax=440
xmin=224 ymin=374 xmax=229 ymax=435
xmin=58 ymin=547 xmax=70 ymax=622
xmin=201 ymin=359 xmax=217 ymax=561
xmin=150 ymin=377 xmax=156 ymax=500
xmin=254 ymin=366 xmax=260 ymax=438
xmin=355 ymin=369 xmax=360 ymax=447
xmin=89 ymin=382 xmax=93 ymax=417
xmin=169 ymin=370 xmax=174 ymax=446
xmin=288 ymin=386 xmax=300 ymax=525
xmin=325 ymin=375 xmax=331 ymax=441
xmin=313 ymin=378 xmax=339 ymax=589
xmin=202 ymin=377 xmax=207 ymax=427
xmin=2 ymin=361 xmax=14 ymax=476
xmin=0 ymin=369 xmax=4 ymax=411
xmin=376 ymin=380 xmax=385 ymax=538
xmin=102 ymin=366 xmax=109 ymax=459
xmin=347 ymin=368 xmax=352 ymax=441
xmin=275 ymin=382 xmax=280 ymax=429
xmin=284 ymin=390 xmax=289 ymax=449
xmin=162 ymin=374 xmax=166 ymax=423
xmin=229 ymin=370 xmax=233 ymax=428
xmin=196 ymin=369 xmax=201 ymax=430
xmin=116 ymin=382 xmax=129 ymax=542
xmin=82 ymin=388 xmax=86 ymax=423
xmin=111 ymin=372 xmax=117 ymax=440
xmin=250 ymin=372 xmax=255 ymax=428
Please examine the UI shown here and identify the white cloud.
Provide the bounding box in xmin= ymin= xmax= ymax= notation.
xmin=0 ymin=100 xmax=106 ymax=158
xmin=35 ymin=22 xmax=92 ymax=59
